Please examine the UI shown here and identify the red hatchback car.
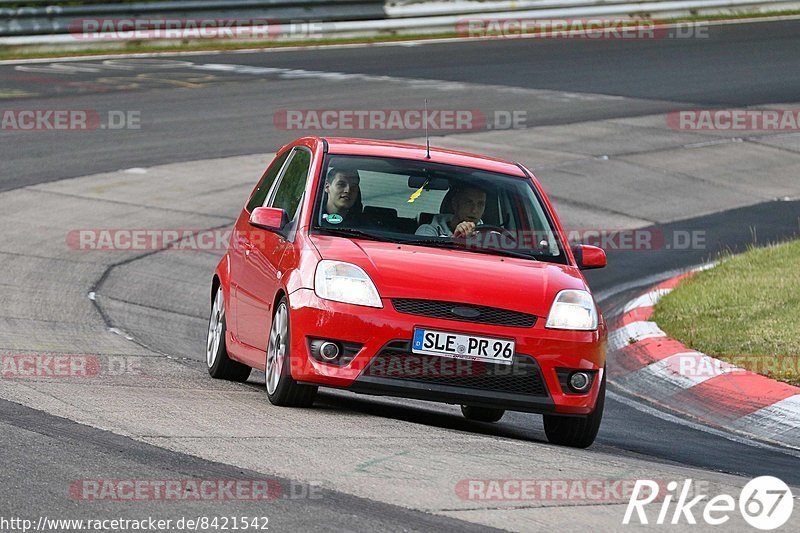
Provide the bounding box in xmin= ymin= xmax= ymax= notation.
xmin=207 ymin=137 xmax=608 ymax=447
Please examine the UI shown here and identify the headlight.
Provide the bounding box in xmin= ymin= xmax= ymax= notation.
xmin=314 ymin=260 xmax=383 ymax=308
xmin=545 ymin=289 xmax=598 ymax=330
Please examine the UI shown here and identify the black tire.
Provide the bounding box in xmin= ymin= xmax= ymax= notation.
xmin=543 ymin=371 xmax=605 ymax=448
xmin=207 ymin=286 xmax=251 ymax=382
xmin=461 ymin=405 xmax=505 ymax=423
xmin=265 ymin=297 xmax=317 ymax=407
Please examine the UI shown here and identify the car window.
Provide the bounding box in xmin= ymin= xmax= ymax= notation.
xmin=311 ymin=155 xmax=565 ymax=264
xmin=271 ymin=148 xmax=312 ymax=221
xmin=246 ymin=150 xmax=290 ymax=213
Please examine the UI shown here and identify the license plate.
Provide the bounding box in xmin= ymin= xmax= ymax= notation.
xmin=412 ymin=328 xmax=514 ymax=365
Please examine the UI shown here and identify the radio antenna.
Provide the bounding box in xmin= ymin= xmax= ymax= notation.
xmin=424 ymin=98 xmax=431 ymax=159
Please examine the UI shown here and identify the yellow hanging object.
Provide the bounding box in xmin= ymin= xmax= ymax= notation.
xmin=407 ymin=179 xmax=429 ymax=203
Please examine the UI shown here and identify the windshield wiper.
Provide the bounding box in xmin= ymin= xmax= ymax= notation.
xmin=315 ymin=227 xmax=390 ymax=242
xmin=397 ymin=236 xmax=539 ymax=261
xmin=403 ymin=237 xmax=459 ymax=246
xmin=461 ymin=244 xmax=539 ymax=261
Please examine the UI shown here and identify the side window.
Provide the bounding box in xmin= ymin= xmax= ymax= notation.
xmin=246 ymin=150 xmax=290 ymax=212
xmin=271 ymin=148 xmax=312 ymax=221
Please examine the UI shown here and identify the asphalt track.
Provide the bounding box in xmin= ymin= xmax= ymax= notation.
xmin=2 ymin=17 xmax=800 ymax=532
xmin=2 ymin=18 xmax=800 ymax=190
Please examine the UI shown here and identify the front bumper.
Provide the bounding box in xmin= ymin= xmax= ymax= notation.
xmin=288 ymin=288 xmax=606 ymax=415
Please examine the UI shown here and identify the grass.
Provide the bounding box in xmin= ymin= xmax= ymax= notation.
xmin=2 ymin=10 xmax=800 ymax=61
xmin=0 ymin=32 xmax=451 ymax=61
xmin=652 ymin=239 xmax=800 ymax=386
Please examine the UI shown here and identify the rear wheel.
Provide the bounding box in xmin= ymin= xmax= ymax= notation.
xmin=543 ymin=371 xmax=605 ymax=448
xmin=461 ymin=405 xmax=505 ymax=423
xmin=207 ymin=286 xmax=251 ymax=382
xmin=265 ymin=297 xmax=317 ymax=407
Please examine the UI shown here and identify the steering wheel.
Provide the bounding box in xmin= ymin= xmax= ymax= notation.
xmin=474 ymin=224 xmax=518 ymax=244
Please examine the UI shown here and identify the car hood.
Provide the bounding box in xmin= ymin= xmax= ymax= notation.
xmin=310 ymin=235 xmax=589 ymax=317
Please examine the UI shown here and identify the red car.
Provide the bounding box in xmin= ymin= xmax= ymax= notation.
xmin=207 ymin=137 xmax=608 ymax=447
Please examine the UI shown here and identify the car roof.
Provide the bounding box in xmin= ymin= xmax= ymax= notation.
xmin=320 ymin=137 xmax=528 ymax=178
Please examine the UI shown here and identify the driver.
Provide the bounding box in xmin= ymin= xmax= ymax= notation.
xmin=416 ymin=184 xmax=486 ymax=238
xmin=322 ymin=167 xmax=361 ymax=225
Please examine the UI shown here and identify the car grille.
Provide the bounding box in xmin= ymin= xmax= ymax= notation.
xmin=391 ymin=299 xmax=537 ymax=328
xmin=362 ymin=341 xmax=548 ymax=397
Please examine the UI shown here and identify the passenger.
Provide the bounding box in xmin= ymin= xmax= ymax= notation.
xmin=322 ymin=168 xmax=361 ymax=225
xmin=416 ymin=184 xmax=486 ymax=238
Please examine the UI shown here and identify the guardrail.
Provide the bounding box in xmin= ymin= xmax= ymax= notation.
xmin=1 ymin=0 xmax=797 ymax=46
xmin=0 ymin=1 xmax=387 ymax=36
xmin=352 ymin=0 xmax=800 ymax=34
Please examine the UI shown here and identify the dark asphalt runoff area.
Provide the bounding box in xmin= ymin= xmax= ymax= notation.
xmin=2 ymin=17 xmax=800 ymax=530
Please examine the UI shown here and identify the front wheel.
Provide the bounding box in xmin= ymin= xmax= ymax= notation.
xmin=543 ymin=371 xmax=605 ymax=448
xmin=207 ymin=286 xmax=251 ymax=382
xmin=265 ymin=297 xmax=317 ymax=407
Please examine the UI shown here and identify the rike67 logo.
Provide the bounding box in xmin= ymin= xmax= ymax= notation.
xmin=624 ymin=476 xmax=794 ymax=530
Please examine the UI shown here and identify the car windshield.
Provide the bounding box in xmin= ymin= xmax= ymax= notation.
xmin=311 ymin=155 xmax=566 ymax=263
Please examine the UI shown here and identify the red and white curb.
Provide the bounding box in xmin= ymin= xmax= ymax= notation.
xmin=607 ymin=270 xmax=800 ymax=450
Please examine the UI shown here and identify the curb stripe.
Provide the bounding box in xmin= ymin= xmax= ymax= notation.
xmin=657 ymin=352 xmax=744 ymax=382
xmin=608 ymin=321 xmax=665 ymax=352
xmin=652 ymin=272 xmax=693 ymax=291
xmin=623 ymin=288 xmax=672 ymax=313
xmin=649 ymin=352 xmax=729 ymax=388
xmin=616 ymin=352 xmax=707 ymax=397
xmin=730 ymin=395 xmax=800 ymax=447
xmin=616 ymin=306 xmax=655 ymax=328
xmin=610 ymin=337 xmax=693 ymax=377
xmin=672 ymin=372 xmax=800 ymax=419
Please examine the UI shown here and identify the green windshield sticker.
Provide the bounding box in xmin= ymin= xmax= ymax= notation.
xmin=326 ymin=213 xmax=343 ymax=224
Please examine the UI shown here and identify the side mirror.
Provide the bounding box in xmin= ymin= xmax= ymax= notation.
xmin=249 ymin=207 xmax=289 ymax=232
xmin=572 ymin=244 xmax=606 ymax=270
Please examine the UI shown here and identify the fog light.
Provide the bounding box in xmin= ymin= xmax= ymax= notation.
xmin=569 ymin=371 xmax=591 ymax=392
xmin=319 ymin=341 xmax=340 ymax=361
xmin=309 ymin=338 xmax=362 ymax=366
